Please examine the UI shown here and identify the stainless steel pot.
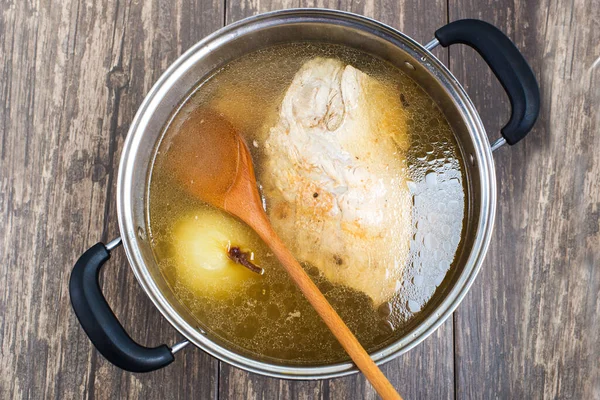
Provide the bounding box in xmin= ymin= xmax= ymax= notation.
xmin=70 ymin=9 xmax=539 ymax=378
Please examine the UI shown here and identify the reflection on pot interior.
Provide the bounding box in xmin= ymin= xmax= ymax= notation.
xmin=147 ymin=43 xmax=466 ymax=364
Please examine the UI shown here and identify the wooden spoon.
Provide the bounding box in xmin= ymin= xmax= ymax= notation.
xmin=168 ymin=109 xmax=402 ymax=400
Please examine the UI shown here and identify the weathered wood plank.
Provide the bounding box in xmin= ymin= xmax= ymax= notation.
xmin=95 ymin=0 xmax=224 ymax=398
xmin=219 ymin=2 xmax=454 ymax=399
xmin=0 ymin=0 xmax=223 ymax=399
xmin=448 ymin=0 xmax=600 ymax=398
xmin=5 ymin=0 xmax=597 ymax=398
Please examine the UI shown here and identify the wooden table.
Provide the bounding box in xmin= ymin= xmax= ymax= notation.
xmin=1 ymin=0 xmax=599 ymax=398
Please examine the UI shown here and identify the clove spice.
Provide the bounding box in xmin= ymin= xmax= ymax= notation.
xmin=228 ymin=246 xmax=264 ymax=275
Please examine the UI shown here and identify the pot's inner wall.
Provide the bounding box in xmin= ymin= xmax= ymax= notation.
xmin=126 ymin=13 xmax=484 ymax=372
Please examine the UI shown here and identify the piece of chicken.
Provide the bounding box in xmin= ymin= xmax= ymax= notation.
xmin=262 ymin=57 xmax=412 ymax=306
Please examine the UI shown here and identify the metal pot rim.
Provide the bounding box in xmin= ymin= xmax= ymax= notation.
xmin=117 ymin=8 xmax=496 ymax=379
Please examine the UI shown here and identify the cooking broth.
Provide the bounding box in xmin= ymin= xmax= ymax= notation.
xmin=147 ymin=43 xmax=466 ymax=364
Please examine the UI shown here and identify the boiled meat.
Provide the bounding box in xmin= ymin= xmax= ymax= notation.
xmin=262 ymin=57 xmax=412 ymax=306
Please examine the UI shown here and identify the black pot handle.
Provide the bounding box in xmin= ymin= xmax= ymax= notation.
xmin=69 ymin=240 xmax=176 ymax=372
xmin=435 ymin=19 xmax=540 ymax=146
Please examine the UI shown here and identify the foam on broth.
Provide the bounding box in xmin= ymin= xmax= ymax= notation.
xmin=147 ymin=43 xmax=466 ymax=364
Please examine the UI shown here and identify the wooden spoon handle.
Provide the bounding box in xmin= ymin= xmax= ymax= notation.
xmin=250 ymin=216 xmax=402 ymax=400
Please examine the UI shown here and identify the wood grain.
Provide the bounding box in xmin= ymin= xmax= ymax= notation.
xmin=1 ymin=0 xmax=599 ymax=399
xmin=0 ymin=0 xmax=223 ymax=399
xmin=448 ymin=0 xmax=600 ymax=398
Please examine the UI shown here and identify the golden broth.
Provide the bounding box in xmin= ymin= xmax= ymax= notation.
xmin=147 ymin=43 xmax=466 ymax=364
